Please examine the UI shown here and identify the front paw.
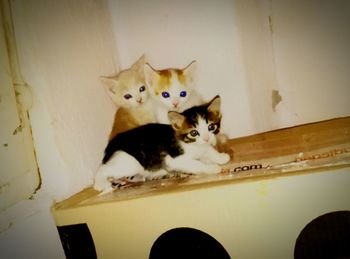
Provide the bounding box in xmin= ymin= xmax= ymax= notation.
xmin=205 ymin=164 xmax=222 ymax=174
xmin=93 ymin=178 xmax=110 ymax=192
xmin=216 ymin=153 xmax=230 ymax=165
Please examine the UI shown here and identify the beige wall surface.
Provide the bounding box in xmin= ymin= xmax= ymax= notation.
xmin=11 ymin=0 xmax=118 ymax=200
xmin=107 ymin=0 xmax=255 ymax=137
xmin=107 ymin=0 xmax=350 ymax=136
xmin=0 ymin=4 xmax=39 ymax=211
xmin=270 ymin=0 xmax=350 ymax=127
xmin=1 ymin=1 xmax=117 ymax=258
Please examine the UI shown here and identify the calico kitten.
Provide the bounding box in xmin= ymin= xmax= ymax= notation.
xmin=101 ymin=55 xmax=156 ymax=140
xmin=94 ymin=95 xmax=230 ymax=194
xmin=144 ymin=61 xmax=203 ymax=124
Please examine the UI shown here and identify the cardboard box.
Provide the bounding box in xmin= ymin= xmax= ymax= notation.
xmin=52 ymin=117 xmax=350 ymax=259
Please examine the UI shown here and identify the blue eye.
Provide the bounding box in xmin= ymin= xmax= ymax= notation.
xmin=180 ymin=91 xmax=187 ymax=97
xmin=139 ymin=85 xmax=145 ymax=92
xmin=162 ymin=92 xmax=170 ymax=98
xmin=124 ymin=94 xmax=132 ymax=100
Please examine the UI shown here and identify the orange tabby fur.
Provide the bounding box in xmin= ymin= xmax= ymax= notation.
xmin=101 ymin=55 xmax=155 ymax=140
xmin=109 ymin=107 xmax=146 ymax=140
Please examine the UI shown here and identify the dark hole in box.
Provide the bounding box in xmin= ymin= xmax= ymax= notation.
xmin=295 ymin=210 xmax=350 ymax=259
xmin=149 ymin=227 xmax=231 ymax=259
xmin=57 ymin=223 xmax=97 ymax=259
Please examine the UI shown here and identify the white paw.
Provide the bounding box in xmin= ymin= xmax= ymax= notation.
xmin=143 ymin=169 xmax=168 ymax=180
xmin=217 ymin=153 xmax=230 ymax=165
xmin=205 ymin=164 xmax=222 ymax=174
xmin=97 ymin=187 xmax=114 ymax=196
xmin=93 ymin=178 xmax=110 ymax=192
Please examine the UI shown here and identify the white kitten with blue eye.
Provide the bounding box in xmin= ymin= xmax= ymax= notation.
xmin=144 ymin=61 xmax=203 ymax=124
xmin=102 ymin=55 xmax=149 ymax=109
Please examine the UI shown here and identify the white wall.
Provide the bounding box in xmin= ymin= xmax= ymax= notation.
xmin=0 ymin=1 xmax=118 ymax=258
xmin=270 ymin=0 xmax=350 ymax=127
xmin=234 ymin=1 xmax=281 ymax=132
xmin=11 ymin=0 xmax=118 ymax=200
xmin=108 ymin=0 xmax=350 ymax=136
xmin=107 ymin=0 xmax=255 ymax=138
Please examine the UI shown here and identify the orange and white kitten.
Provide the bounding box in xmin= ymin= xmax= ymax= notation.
xmin=101 ymin=55 xmax=156 ymax=140
xmin=144 ymin=61 xmax=203 ymax=124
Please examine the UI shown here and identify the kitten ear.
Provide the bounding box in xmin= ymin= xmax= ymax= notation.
xmin=131 ymin=54 xmax=146 ymax=73
xmin=183 ymin=60 xmax=197 ymax=86
xmin=207 ymin=95 xmax=221 ymax=115
xmin=144 ymin=63 xmax=160 ymax=88
xmin=100 ymin=76 xmax=116 ymax=90
xmin=100 ymin=76 xmax=118 ymax=99
xmin=168 ymin=111 xmax=186 ymax=130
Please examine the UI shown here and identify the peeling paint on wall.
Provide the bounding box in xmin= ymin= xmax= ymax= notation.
xmin=0 ymin=0 xmax=40 ymax=212
xmin=272 ymin=89 xmax=282 ymax=112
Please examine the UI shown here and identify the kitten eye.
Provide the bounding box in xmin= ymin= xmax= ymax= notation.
xmin=162 ymin=91 xmax=170 ymax=98
xmin=208 ymin=123 xmax=217 ymax=132
xmin=189 ymin=130 xmax=199 ymax=137
xmin=124 ymin=94 xmax=132 ymax=100
xmin=139 ymin=85 xmax=145 ymax=92
xmin=180 ymin=91 xmax=187 ymax=97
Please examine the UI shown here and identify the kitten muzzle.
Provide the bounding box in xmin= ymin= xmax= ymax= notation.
xmin=202 ymin=134 xmax=210 ymax=143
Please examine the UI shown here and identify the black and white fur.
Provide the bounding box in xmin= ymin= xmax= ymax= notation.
xmin=94 ymin=95 xmax=230 ymax=194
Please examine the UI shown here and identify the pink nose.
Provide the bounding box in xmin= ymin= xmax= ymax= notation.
xmin=172 ymin=102 xmax=178 ymax=108
xmin=203 ymin=135 xmax=209 ymax=142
